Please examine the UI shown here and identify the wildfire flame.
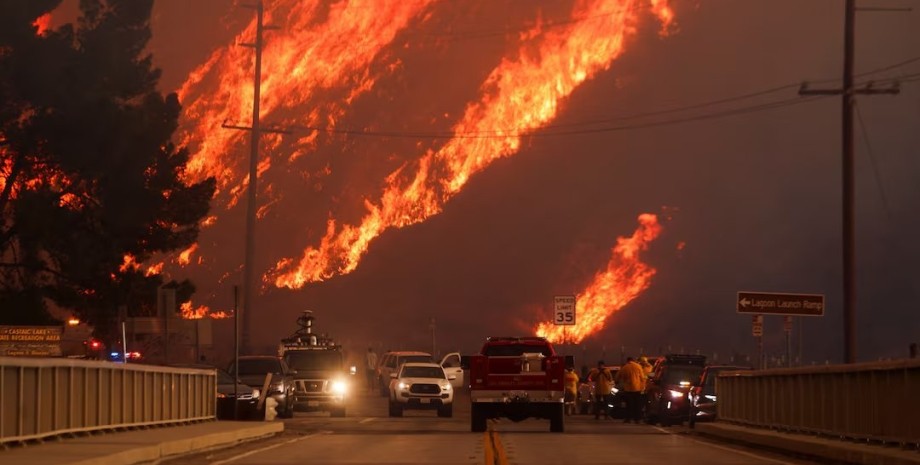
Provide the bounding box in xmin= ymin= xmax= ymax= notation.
xmin=178 ymin=0 xmax=435 ymax=201
xmin=178 ymin=244 xmax=198 ymax=266
xmin=271 ymin=0 xmax=675 ymax=288
xmin=180 ymin=302 xmax=232 ymax=319
xmin=535 ymin=213 xmax=662 ymax=343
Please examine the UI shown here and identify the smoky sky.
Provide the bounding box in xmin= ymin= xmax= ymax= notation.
xmin=62 ymin=0 xmax=918 ymax=363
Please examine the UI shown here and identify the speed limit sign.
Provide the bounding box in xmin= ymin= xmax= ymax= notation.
xmin=554 ymin=295 xmax=576 ymax=326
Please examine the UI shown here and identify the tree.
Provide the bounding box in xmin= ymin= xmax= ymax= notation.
xmin=0 ymin=0 xmax=216 ymax=336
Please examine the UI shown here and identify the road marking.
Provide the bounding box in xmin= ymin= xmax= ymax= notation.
xmin=652 ymin=426 xmax=799 ymax=465
xmin=209 ymin=431 xmax=330 ymax=465
xmin=483 ymin=426 xmax=508 ymax=465
xmin=359 ymin=417 xmax=376 ymax=424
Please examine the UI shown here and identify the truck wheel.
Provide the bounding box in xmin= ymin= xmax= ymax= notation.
xmin=437 ymin=404 xmax=453 ymax=418
xmin=549 ymin=404 xmax=565 ymax=433
xmin=388 ymin=401 xmax=403 ymax=418
xmin=331 ymin=406 xmax=346 ymax=418
xmin=470 ymin=404 xmax=487 ymax=432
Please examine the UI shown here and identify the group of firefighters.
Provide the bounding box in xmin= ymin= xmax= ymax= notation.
xmin=563 ymin=356 xmax=654 ymax=423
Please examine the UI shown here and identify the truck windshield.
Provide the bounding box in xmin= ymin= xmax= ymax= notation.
xmin=284 ymin=350 xmax=343 ymax=371
xmin=401 ymin=366 xmax=445 ymax=379
xmin=483 ymin=344 xmax=552 ymax=357
xmin=399 ymin=355 xmax=432 ymax=365
xmin=661 ymin=365 xmax=703 ymax=386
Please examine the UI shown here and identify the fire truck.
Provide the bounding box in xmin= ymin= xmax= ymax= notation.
xmin=277 ymin=311 xmax=352 ymax=417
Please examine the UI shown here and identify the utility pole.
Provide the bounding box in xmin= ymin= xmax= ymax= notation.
xmin=799 ymin=0 xmax=900 ymax=363
xmin=222 ymin=1 xmax=288 ymax=353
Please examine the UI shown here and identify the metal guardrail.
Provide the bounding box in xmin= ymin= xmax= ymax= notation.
xmin=0 ymin=356 xmax=216 ymax=445
xmin=717 ymin=359 xmax=920 ymax=447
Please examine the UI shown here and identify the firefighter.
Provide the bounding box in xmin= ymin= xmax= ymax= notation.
xmin=564 ymin=367 xmax=579 ymax=415
xmin=587 ymin=360 xmax=613 ymax=419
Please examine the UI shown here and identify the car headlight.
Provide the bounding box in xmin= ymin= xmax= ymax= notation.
xmin=704 ymin=394 xmax=716 ymax=401
xmin=669 ymin=389 xmax=684 ymax=399
xmin=251 ymin=389 xmax=260 ymax=399
xmin=440 ymin=382 xmax=451 ymax=391
xmin=332 ymin=380 xmax=347 ymax=394
xmin=610 ymin=387 xmax=619 ymax=395
xmin=397 ymin=382 xmax=408 ymax=390
xmin=217 ymin=392 xmax=228 ymax=398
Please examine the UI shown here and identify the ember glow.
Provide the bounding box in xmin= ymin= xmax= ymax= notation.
xmin=33 ymin=13 xmax=52 ymax=36
xmin=271 ymin=0 xmax=675 ymax=288
xmin=535 ymin=213 xmax=662 ymax=343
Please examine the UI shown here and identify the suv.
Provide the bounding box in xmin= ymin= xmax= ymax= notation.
xmin=387 ymin=362 xmax=455 ymax=417
xmin=281 ymin=344 xmax=350 ymax=417
xmin=229 ymin=355 xmax=295 ymax=418
xmin=644 ymin=354 xmax=706 ymax=426
xmin=688 ymin=365 xmax=751 ymax=426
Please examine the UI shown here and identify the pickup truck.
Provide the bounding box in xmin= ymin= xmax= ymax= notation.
xmin=468 ymin=337 xmax=568 ymax=432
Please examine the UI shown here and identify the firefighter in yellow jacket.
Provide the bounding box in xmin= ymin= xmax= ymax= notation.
xmin=615 ymin=357 xmax=647 ymax=423
xmin=587 ymin=360 xmax=614 ymax=419
xmin=563 ymin=367 xmax=579 ymax=415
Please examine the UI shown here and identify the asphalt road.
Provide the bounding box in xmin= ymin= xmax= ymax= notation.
xmin=164 ymin=388 xmax=823 ymax=465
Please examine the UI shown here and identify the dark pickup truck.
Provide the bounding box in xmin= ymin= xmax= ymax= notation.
xmin=468 ymin=336 xmax=567 ymax=432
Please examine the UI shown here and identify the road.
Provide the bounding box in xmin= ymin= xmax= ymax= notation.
xmin=165 ymin=388 xmax=821 ymax=465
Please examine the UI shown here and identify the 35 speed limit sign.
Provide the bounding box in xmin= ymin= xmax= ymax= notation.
xmin=554 ymin=295 xmax=576 ymax=326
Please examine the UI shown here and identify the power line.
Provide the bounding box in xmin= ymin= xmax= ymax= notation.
xmin=275 ymin=66 xmax=919 ymax=141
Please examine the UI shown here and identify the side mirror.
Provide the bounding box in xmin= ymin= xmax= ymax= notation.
xmin=390 ymin=373 xmax=398 ymax=379
xmin=448 ymin=375 xmax=457 ymax=381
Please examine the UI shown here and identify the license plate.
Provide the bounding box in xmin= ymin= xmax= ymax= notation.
xmin=420 ymin=398 xmax=430 ymax=404
xmin=307 ymin=401 xmax=319 ymax=407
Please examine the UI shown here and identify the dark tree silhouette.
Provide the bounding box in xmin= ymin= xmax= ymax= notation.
xmin=0 ymin=0 xmax=216 ymax=334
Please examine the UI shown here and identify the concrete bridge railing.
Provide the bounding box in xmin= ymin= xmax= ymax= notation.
xmin=0 ymin=357 xmax=216 ymax=445
xmin=717 ymin=358 xmax=920 ymax=447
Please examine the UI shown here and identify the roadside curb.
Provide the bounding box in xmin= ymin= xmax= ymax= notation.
xmin=1 ymin=422 xmax=284 ymax=465
xmin=72 ymin=422 xmax=284 ymax=465
xmin=695 ymin=422 xmax=920 ymax=465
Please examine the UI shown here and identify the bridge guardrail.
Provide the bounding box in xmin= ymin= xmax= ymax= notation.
xmin=1 ymin=356 xmax=216 ymax=445
xmin=717 ymin=358 xmax=920 ymax=447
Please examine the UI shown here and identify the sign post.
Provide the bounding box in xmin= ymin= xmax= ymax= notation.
xmin=554 ymin=295 xmax=576 ymax=345
xmin=752 ymin=315 xmax=764 ymax=369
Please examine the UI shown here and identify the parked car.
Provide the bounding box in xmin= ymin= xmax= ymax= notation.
xmin=644 ymin=354 xmax=706 ymax=426
xmin=216 ymin=369 xmax=261 ymax=420
xmin=170 ymin=364 xmax=261 ymax=420
xmin=228 ymin=355 xmax=296 ymax=418
xmin=688 ymin=365 xmax=752 ymax=426
xmin=388 ymin=362 xmax=455 ymax=417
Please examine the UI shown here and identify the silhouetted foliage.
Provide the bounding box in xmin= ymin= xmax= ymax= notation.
xmin=0 ymin=0 xmax=216 ymax=334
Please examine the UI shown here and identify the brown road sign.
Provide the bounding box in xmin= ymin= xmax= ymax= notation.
xmin=737 ymin=291 xmax=825 ymax=316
